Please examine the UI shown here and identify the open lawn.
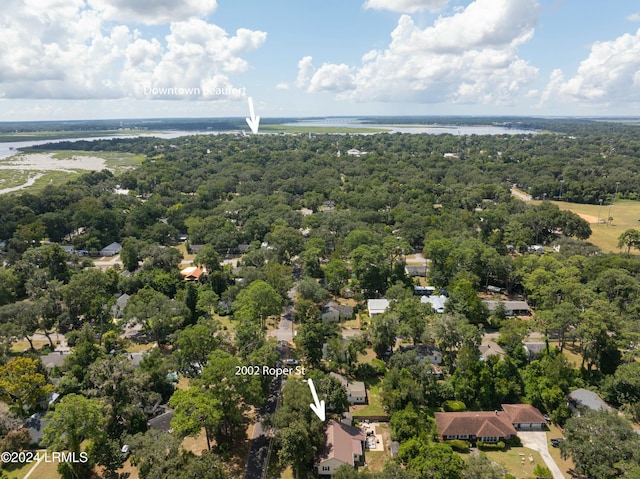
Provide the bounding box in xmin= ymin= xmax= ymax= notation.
xmin=531 ymin=199 xmax=640 ymax=253
xmin=483 ymin=446 xmax=547 ymax=479
xmin=547 ymin=340 xmax=583 ymax=368
xmin=10 ymin=340 xmax=50 ymax=353
xmin=352 ymin=378 xmax=387 ymax=418
xmin=363 ymin=451 xmax=390 ymax=473
xmin=2 ymin=453 xmax=62 ymax=479
xmin=125 ymin=342 xmax=156 ymax=353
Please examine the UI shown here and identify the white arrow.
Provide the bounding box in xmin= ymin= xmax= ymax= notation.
xmin=308 ymin=379 xmax=325 ymax=421
xmin=245 ymin=97 xmax=260 ymax=134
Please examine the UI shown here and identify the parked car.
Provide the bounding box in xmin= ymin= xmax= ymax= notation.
xmin=550 ymin=438 xmax=564 ymax=448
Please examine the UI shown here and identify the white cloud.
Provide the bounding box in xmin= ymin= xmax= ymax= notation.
xmin=297 ymin=0 xmax=539 ymax=105
xmin=88 ymin=0 xmax=218 ymax=25
xmin=363 ymin=0 xmax=449 ymax=13
xmin=0 ymin=2 xmax=266 ymax=101
xmin=275 ymin=82 xmax=290 ymax=90
xmin=542 ymin=28 xmax=640 ymax=106
xmin=627 ymin=12 xmax=640 ymax=22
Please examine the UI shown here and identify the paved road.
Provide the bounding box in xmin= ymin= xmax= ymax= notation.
xmin=518 ymin=431 xmax=565 ymax=479
xmin=243 ymin=343 xmax=285 ymax=479
xmin=268 ymin=307 xmax=294 ymax=342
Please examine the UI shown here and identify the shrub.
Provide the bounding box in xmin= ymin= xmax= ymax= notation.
xmin=445 ymin=439 xmax=470 ymax=452
xmin=477 ymin=440 xmax=506 ymax=450
xmin=443 ymin=400 xmax=466 ymax=412
xmin=506 ymin=435 xmax=522 ymax=447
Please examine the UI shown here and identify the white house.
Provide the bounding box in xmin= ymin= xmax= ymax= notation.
xmin=367 ymin=299 xmax=390 ymax=317
xmin=317 ymin=420 xmax=366 ymax=476
xmin=399 ymin=344 xmax=443 ymax=365
xmin=330 ymin=373 xmax=368 ymax=404
xmin=421 ymin=295 xmax=448 ymax=313
xmin=482 ymin=300 xmax=531 ymax=316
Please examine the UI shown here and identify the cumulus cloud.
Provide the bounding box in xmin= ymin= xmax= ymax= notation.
xmin=0 ymin=2 xmax=266 ymax=100
xmin=541 ymin=28 xmax=640 ymax=106
xmin=297 ymin=0 xmax=539 ymax=105
xmin=88 ymin=0 xmax=217 ymax=25
xmin=627 ymin=12 xmax=640 ymax=22
xmin=363 ymin=0 xmax=449 ymax=13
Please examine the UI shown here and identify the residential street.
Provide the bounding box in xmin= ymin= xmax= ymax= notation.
xmin=243 ymin=342 xmax=285 ymax=479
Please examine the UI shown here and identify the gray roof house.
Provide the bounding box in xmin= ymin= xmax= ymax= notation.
xmin=111 ymin=293 xmax=130 ymax=319
xmin=568 ymin=388 xmax=612 ymax=414
xmin=100 ymin=242 xmax=122 ymax=257
xmin=483 ymin=300 xmax=531 ymax=316
xmin=24 ymin=412 xmax=49 ymax=446
xmin=330 ymin=373 xmax=367 ymax=405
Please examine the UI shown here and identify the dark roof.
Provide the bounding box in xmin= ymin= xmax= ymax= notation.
xmin=24 ymin=412 xmax=49 ymax=445
xmin=435 ymin=411 xmax=516 ymax=438
xmin=148 ymin=410 xmax=174 ymax=432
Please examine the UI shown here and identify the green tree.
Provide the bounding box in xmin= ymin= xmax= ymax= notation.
xmin=561 ymin=410 xmax=640 ymax=479
xmin=169 ymin=387 xmax=222 ymax=450
xmin=194 ymin=243 xmax=223 ymax=272
xmin=445 ymin=279 xmax=488 ymax=325
xmin=42 ymin=394 xmax=105 ymax=476
xmin=618 ymin=229 xmax=640 ymax=254
xmin=0 ymin=357 xmax=53 ymax=414
xmin=370 ymin=311 xmax=399 ymax=359
xmin=324 ymin=258 xmax=350 ymax=294
xmin=463 ymin=453 xmax=506 ymax=479
xmin=173 ymin=321 xmax=223 ymax=376
xmin=124 ymin=287 xmax=187 ymax=345
xmin=233 ymin=279 xmax=282 ymax=327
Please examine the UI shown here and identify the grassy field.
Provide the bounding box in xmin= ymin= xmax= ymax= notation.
xmin=0 ymin=150 xmax=144 ymax=195
xmin=2 ymin=453 xmax=62 ymax=479
xmin=531 ymin=199 xmax=640 ymax=253
xmin=483 ymin=446 xmax=547 ymax=479
xmin=352 ymin=378 xmax=387 ymax=417
xmin=0 ymin=170 xmax=34 ymax=190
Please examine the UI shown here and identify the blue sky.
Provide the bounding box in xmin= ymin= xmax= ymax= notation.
xmin=1 ymin=0 xmax=640 ymax=120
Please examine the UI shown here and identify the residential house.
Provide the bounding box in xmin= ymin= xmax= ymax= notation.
xmin=413 ymin=285 xmax=436 ymax=296
xmin=180 ymin=266 xmax=206 ymax=281
xmin=317 ymin=419 xmax=366 ymax=476
xmin=100 ymin=242 xmax=122 ymax=257
xmin=321 ymin=304 xmax=340 ymax=323
xmin=367 ymin=299 xmax=390 ymax=317
xmin=405 ymin=265 xmax=427 ymax=277
xmin=479 ymin=341 xmax=505 ymax=361
xmin=435 ymin=410 xmax=517 ymax=443
xmin=421 ymin=295 xmax=448 ymax=313
xmin=111 ymin=293 xmax=130 ymax=319
xmin=501 ymin=404 xmax=547 ymax=430
xmin=148 ymin=408 xmax=174 ymax=433
xmin=523 ymin=341 xmax=546 ymax=360
xmin=24 ymin=412 xmax=49 ymax=446
xmin=321 ymin=301 xmax=354 ymax=322
xmin=568 ymin=388 xmax=612 ymax=414
xmin=346 ymin=148 xmax=367 ymax=157
xmin=482 ymin=300 xmax=531 ymax=316
xmin=41 ymin=351 xmax=72 ymax=371
xmin=330 ymin=373 xmax=367 ymax=404
xmin=399 ymin=344 xmax=443 ymax=365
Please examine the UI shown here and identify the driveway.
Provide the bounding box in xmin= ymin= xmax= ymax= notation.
xmin=517 ymin=431 xmax=565 ymax=479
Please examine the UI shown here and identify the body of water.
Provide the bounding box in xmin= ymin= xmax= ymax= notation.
xmin=283 ymin=120 xmax=536 ymax=135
